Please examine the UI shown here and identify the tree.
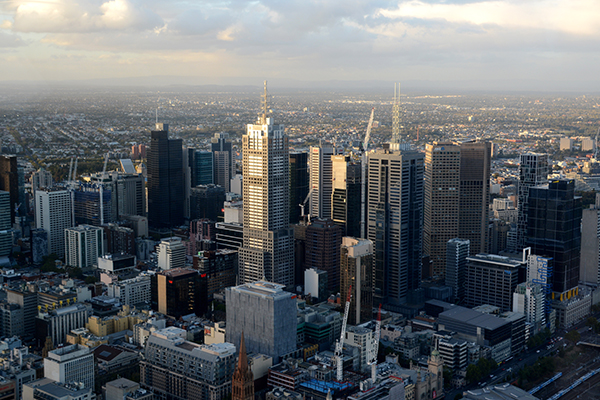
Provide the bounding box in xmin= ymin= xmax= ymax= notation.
xmin=565 ymin=330 xmax=580 ymax=344
xmin=84 ymin=276 xmax=97 ymax=284
xmin=444 ymin=367 xmax=453 ymax=389
xmin=466 ymin=364 xmax=482 ymax=384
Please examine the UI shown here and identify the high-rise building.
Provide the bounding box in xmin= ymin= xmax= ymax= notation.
xmin=424 ymin=142 xmax=461 ymax=277
xmin=513 ymin=282 xmax=546 ymax=335
xmin=0 ymin=155 xmax=18 ymax=223
xmin=111 ymin=172 xmax=145 ymax=218
xmin=103 ymin=224 xmax=135 ymax=255
xmin=517 ymin=153 xmax=548 ymax=250
xmin=446 ymin=238 xmax=470 ymax=302
xmin=580 ymin=194 xmax=600 ymax=285
xmin=147 ymin=123 xmax=184 ymax=228
xmin=7 ymin=288 xmax=37 ymax=339
xmin=44 ymin=345 xmax=95 ymax=390
xmin=368 ymin=148 xmax=424 ymax=306
xmin=190 ymin=184 xmax=226 ymax=221
xmin=35 ymin=188 xmax=73 ymax=258
xmin=30 ymin=168 xmax=53 ymax=192
xmin=0 ymin=191 xmax=11 ymax=257
xmin=193 ymin=249 xmax=238 ymax=299
xmin=36 ymin=304 xmax=89 ymax=347
xmin=151 ymin=268 xmax=208 ymax=318
xmin=304 ymin=218 xmax=342 ymax=292
xmin=289 ymin=152 xmax=309 ymax=224
xmin=527 ymin=179 xmax=581 ymax=298
xmin=331 ymin=155 xmax=361 ymax=237
xmin=231 ymin=332 xmax=254 ymax=400
xmin=107 ymin=275 xmax=152 ymax=307
xmin=226 ymin=281 xmax=296 ymax=363
xmin=464 ymin=254 xmax=525 ymax=311
xmin=458 ymin=141 xmax=491 ymax=255
xmin=31 ymin=228 xmax=48 ymax=264
xmin=212 ymin=133 xmax=233 ymax=192
xmin=156 ymin=237 xmax=186 ymax=270
xmin=238 ymin=85 xmax=294 ymax=286
xmin=72 ymin=182 xmax=112 ymax=226
xmin=65 ymin=225 xmax=104 ymax=269
xmin=340 ymin=237 xmax=373 ymax=325
xmin=141 ymin=328 xmax=237 ymax=400
xmin=309 ymin=141 xmax=335 ymax=220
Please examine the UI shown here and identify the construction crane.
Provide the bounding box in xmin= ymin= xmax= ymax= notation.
xmin=360 ymin=108 xmax=375 ymax=239
xmin=366 ymin=304 xmax=382 ymax=382
xmin=67 ymin=157 xmax=74 ymax=183
xmin=299 ymin=187 xmax=314 ymax=222
xmin=594 ymin=127 xmax=599 ymax=160
xmin=99 ymin=152 xmax=109 ymax=226
xmin=334 ymin=286 xmax=352 ymax=382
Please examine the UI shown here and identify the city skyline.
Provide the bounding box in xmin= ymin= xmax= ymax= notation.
xmin=0 ymin=1 xmax=599 ymax=92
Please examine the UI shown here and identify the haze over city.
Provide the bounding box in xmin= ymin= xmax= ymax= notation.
xmin=0 ymin=0 xmax=599 ymax=91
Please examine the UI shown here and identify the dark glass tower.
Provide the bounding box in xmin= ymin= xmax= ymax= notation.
xmin=0 ymin=155 xmax=18 ymax=223
xmin=212 ymin=133 xmax=233 ymax=192
xmin=289 ymin=152 xmax=308 ymax=223
xmin=331 ymin=155 xmax=361 ymax=238
xmin=147 ymin=123 xmax=184 ymax=228
xmin=526 ymin=179 xmax=581 ymax=296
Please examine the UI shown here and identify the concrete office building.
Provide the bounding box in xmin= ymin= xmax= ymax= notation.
xmin=368 ymin=148 xmax=424 ymax=307
xmin=331 ymin=155 xmax=361 ymax=238
xmin=513 ymin=282 xmax=546 ymax=335
xmin=212 ymin=132 xmax=233 ymax=192
xmin=107 ymin=275 xmax=151 ymax=307
xmin=157 ymin=237 xmax=186 ymax=270
xmin=193 ymin=249 xmax=238 ymax=299
xmin=424 ymin=142 xmax=461 ymax=278
xmin=238 ymin=88 xmax=294 ymax=286
xmin=309 ymin=141 xmax=335 ymax=220
xmin=31 ymin=228 xmax=48 ymax=264
xmin=7 ymin=288 xmax=37 ymax=339
xmin=30 ymin=168 xmax=53 ymax=192
xmin=72 ymin=183 xmax=112 ymax=226
xmin=580 ymin=194 xmax=600 ymax=285
xmin=517 ymin=153 xmax=548 ymax=250
xmin=36 ymin=304 xmax=89 ymax=347
xmin=446 ymin=238 xmax=470 ymax=302
xmin=304 ymin=268 xmax=328 ymax=303
xmin=44 ymin=344 xmax=94 ymax=390
xmin=289 ymin=152 xmax=309 ymax=224
xmin=527 ymin=179 xmax=581 ymax=298
xmin=65 ymin=225 xmax=104 ymax=269
xmin=305 ymin=218 xmax=342 ymax=292
xmin=35 ymin=188 xmax=73 ymax=258
xmin=464 ymin=254 xmax=525 ymax=311
xmin=24 ymin=378 xmax=93 ymax=400
xmin=141 ymin=327 xmax=237 ymax=400
xmin=147 ymin=123 xmax=184 ymax=228
xmin=226 ymin=281 xmax=296 ymax=363
xmin=340 ymin=237 xmax=374 ymax=325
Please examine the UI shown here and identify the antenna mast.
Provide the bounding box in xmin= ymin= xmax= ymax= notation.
xmin=260 ymin=80 xmax=268 ymax=124
xmin=391 ymin=82 xmax=400 ymax=149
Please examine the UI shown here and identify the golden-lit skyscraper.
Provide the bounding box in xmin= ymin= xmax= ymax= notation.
xmin=238 ymin=83 xmax=294 ymax=286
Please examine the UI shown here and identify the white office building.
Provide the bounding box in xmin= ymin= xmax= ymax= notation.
xmin=107 ymin=275 xmax=151 ymax=307
xmin=44 ymin=344 xmax=94 ymax=390
xmin=157 ymin=237 xmax=186 ymax=270
xmin=35 ymin=189 xmax=73 ymax=258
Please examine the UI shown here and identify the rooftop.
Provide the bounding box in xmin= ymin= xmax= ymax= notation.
xmin=439 ymin=306 xmax=509 ymax=331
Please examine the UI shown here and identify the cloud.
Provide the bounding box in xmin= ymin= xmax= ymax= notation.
xmin=9 ymin=0 xmax=162 ymax=33
xmin=0 ymin=31 xmax=26 ymax=47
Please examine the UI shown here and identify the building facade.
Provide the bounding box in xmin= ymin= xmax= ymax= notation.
xmin=331 ymin=155 xmax=361 ymax=238
xmin=65 ymin=225 xmax=104 ymax=269
xmin=309 ymin=141 xmax=335 ymax=220
xmin=305 ymin=218 xmax=342 ymax=292
xmin=35 ymin=188 xmax=73 ymax=258
xmin=212 ymin=133 xmax=233 ymax=192
xmin=517 ymin=153 xmax=549 ymax=251
xmin=44 ymin=344 xmax=94 ymax=390
xmin=289 ymin=152 xmax=309 ymax=224
xmin=446 ymin=238 xmax=470 ymax=302
xmin=238 ymin=91 xmax=294 ymax=286
xmin=340 ymin=237 xmax=373 ymax=326
xmin=368 ymin=148 xmax=424 ymax=307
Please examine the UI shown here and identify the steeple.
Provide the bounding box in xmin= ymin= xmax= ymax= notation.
xmin=232 ymin=331 xmax=254 ymax=400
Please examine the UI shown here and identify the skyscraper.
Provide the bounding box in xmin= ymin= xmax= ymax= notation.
xmin=517 ymin=153 xmax=548 ymax=250
xmin=446 ymin=238 xmax=470 ymax=302
xmin=0 ymin=155 xmax=18 ymax=223
xmin=527 ymin=179 xmax=581 ymax=298
xmin=151 ymin=268 xmax=208 ymax=318
xmin=424 ymin=142 xmax=461 ymax=277
xmin=368 ymin=148 xmax=424 ymax=306
xmin=35 ymin=188 xmax=73 ymax=258
xmin=458 ymin=141 xmax=491 ymax=255
xmin=212 ymin=132 xmax=233 ymax=192
xmin=340 ymin=237 xmax=373 ymax=325
xmin=331 ymin=155 xmax=361 ymax=237
xmin=309 ymin=141 xmax=335 ymax=220
xmin=238 ymin=84 xmax=294 ymax=286
xmin=147 ymin=123 xmax=183 ymax=228
xmin=289 ymin=152 xmax=309 ymax=223
xmin=65 ymin=225 xmax=104 ymax=269
xmin=0 ymin=191 xmax=11 ymax=257
xmin=305 ymin=218 xmax=342 ymax=292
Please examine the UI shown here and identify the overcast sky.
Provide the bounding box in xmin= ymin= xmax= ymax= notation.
xmin=0 ymin=0 xmax=599 ymax=91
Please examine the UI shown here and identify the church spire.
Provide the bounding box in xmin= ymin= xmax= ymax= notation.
xmin=232 ymin=331 xmax=254 ymax=400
